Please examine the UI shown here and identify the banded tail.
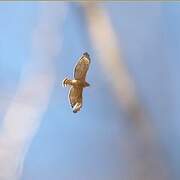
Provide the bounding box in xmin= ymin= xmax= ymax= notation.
xmin=62 ymin=78 xmax=71 ymax=87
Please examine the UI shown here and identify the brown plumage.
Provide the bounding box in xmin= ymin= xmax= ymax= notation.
xmin=62 ymin=52 xmax=91 ymax=113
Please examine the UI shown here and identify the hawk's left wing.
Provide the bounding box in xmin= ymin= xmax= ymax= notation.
xmin=74 ymin=52 xmax=91 ymax=81
xmin=68 ymin=86 xmax=83 ymax=113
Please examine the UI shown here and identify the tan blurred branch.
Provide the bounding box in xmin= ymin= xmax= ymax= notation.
xmin=83 ymin=3 xmax=139 ymax=118
xmin=82 ymin=2 xmax=170 ymax=180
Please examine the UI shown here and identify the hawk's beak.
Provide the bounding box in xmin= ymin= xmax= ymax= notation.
xmin=85 ymin=82 xmax=90 ymax=87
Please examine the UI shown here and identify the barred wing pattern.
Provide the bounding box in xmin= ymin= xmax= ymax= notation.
xmin=69 ymin=86 xmax=83 ymax=113
xmin=74 ymin=53 xmax=91 ymax=81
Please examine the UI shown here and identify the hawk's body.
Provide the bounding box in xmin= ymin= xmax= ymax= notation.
xmin=62 ymin=52 xmax=90 ymax=113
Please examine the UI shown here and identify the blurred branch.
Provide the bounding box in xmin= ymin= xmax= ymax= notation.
xmin=0 ymin=3 xmax=67 ymax=180
xmin=82 ymin=2 xmax=170 ymax=180
xmin=82 ymin=2 xmax=143 ymax=121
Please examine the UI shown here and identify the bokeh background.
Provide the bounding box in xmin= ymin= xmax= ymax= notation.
xmin=0 ymin=2 xmax=180 ymax=180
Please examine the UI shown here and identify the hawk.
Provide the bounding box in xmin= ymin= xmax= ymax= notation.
xmin=62 ymin=52 xmax=91 ymax=113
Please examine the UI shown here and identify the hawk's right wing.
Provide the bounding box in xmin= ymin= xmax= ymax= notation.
xmin=68 ymin=86 xmax=83 ymax=113
xmin=74 ymin=52 xmax=91 ymax=81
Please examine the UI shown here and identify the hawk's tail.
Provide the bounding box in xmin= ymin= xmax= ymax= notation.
xmin=62 ymin=78 xmax=68 ymax=87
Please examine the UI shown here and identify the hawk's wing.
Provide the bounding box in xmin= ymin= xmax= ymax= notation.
xmin=68 ymin=86 xmax=83 ymax=113
xmin=74 ymin=52 xmax=91 ymax=81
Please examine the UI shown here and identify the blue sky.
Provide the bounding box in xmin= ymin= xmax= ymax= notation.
xmin=0 ymin=2 xmax=180 ymax=180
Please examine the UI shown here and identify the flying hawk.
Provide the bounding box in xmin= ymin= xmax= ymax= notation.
xmin=62 ymin=52 xmax=91 ymax=113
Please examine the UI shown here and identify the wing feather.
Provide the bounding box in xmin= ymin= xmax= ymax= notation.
xmin=68 ymin=86 xmax=83 ymax=110
xmin=74 ymin=53 xmax=90 ymax=81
